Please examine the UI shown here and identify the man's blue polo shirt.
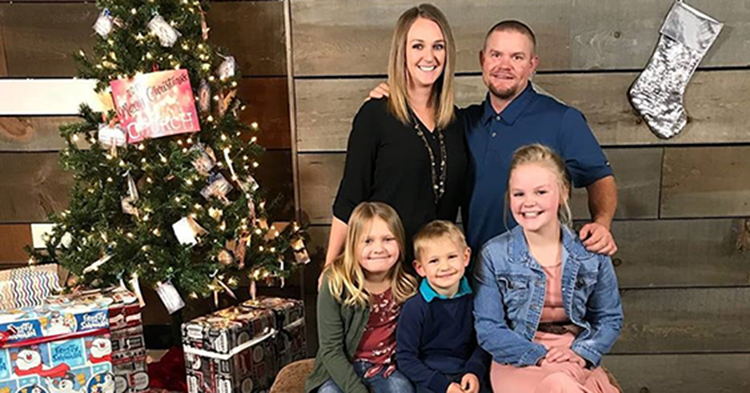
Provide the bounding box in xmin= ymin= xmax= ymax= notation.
xmin=460 ymin=83 xmax=613 ymax=251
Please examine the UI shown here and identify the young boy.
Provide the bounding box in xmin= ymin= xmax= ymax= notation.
xmin=397 ymin=221 xmax=489 ymax=393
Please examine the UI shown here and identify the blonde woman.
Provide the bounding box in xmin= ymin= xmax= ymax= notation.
xmin=306 ymin=202 xmax=418 ymax=393
xmin=325 ymin=4 xmax=468 ymax=276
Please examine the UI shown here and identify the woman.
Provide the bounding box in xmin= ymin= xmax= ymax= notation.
xmin=325 ymin=4 xmax=468 ymax=275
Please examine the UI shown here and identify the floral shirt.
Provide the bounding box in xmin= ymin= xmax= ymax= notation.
xmin=354 ymin=289 xmax=400 ymax=378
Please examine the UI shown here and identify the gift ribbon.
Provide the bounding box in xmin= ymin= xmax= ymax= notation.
xmin=0 ymin=326 xmax=17 ymax=347
xmin=183 ymin=328 xmax=277 ymax=361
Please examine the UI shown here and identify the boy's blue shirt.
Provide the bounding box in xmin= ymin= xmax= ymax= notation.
xmin=397 ymin=277 xmax=489 ymax=393
xmin=419 ymin=276 xmax=472 ymax=302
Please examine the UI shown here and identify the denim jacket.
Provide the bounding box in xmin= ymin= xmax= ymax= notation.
xmin=473 ymin=225 xmax=623 ymax=368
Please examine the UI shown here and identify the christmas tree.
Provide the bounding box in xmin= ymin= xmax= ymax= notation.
xmin=27 ymin=0 xmax=308 ymax=311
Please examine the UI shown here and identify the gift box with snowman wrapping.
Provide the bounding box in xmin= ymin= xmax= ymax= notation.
xmin=181 ymin=297 xmax=305 ymax=393
xmin=0 ymin=294 xmax=115 ymax=393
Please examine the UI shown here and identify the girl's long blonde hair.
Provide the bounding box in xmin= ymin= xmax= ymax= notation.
xmin=387 ymin=3 xmax=456 ymax=130
xmin=506 ymin=144 xmax=573 ymax=227
xmin=326 ymin=202 xmax=417 ymax=308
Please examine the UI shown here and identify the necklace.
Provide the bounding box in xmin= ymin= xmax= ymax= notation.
xmin=412 ymin=116 xmax=447 ymax=204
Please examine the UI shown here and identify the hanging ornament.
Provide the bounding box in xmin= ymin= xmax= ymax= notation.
xmin=98 ymin=123 xmax=127 ymax=147
xmin=218 ymin=90 xmax=237 ymax=117
xmin=292 ymin=238 xmax=311 ymax=265
xmin=147 ymin=14 xmax=182 ymax=47
xmin=257 ymin=217 xmax=269 ymax=231
xmin=200 ymin=173 xmax=233 ymax=203
xmin=191 ymin=142 xmax=217 ymax=176
xmin=265 ymin=222 xmax=288 ymax=241
xmin=238 ymin=174 xmax=260 ymax=193
xmin=216 ymin=56 xmax=236 ymax=80
xmin=83 ymin=254 xmax=113 ymax=274
xmin=208 ymin=207 xmax=223 ymax=222
xmin=172 ymin=216 xmax=208 ymax=246
xmin=129 ymin=273 xmax=146 ymax=308
xmin=93 ymin=9 xmax=114 ymax=38
xmin=200 ymin=10 xmax=210 ymax=41
xmin=198 ymin=79 xmax=211 ymax=113
xmin=247 ymin=200 xmax=256 ymax=226
xmin=249 ymin=280 xmax=257 ymax=301
xmin=217 ymin=248 xmax=235 ymax=266
xmin=234 ymin=233 xmax=249 ymax=269
xmin=628 ymin=1 xmax=723 ymax=139
xmin=121 ymin=173 xmax=140 ymax=216
xmin=155 ymin=281 xmax=185 ymax=314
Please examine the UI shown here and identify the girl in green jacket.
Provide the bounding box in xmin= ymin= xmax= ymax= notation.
xmin=306 ymin=202 xmax=418 ymax=393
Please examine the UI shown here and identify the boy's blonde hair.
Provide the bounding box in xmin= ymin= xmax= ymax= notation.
xmin=413 ymin=220 xmax=467 ymax=261
xmin=387 ymin=4 xmax=456 ymax=130
xmin=506 ymin=144 xmax=573 ymax=227
xmin=326 ymin=202 xmax=417 ymax=308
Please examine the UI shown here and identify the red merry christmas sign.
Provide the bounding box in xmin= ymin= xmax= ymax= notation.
xmin=110 ymin=69 xmax=200 ymax=143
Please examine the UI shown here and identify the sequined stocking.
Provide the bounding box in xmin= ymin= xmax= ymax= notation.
xmin=628 ymin=1 xmax=723 ymax=139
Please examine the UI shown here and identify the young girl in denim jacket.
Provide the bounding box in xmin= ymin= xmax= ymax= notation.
xmin=306 ymin=202 xmax=418 ymax=393
xmin=473 ymin=144 xmax=623 ymax=393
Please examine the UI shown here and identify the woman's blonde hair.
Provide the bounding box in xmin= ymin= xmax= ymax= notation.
xmin=387 ymin=4 xmax=456 ymax=130
xmin=506 ymin=144 xmax=573 ymax=227
xmin=326 ymin=202 xmax=417 ymax=308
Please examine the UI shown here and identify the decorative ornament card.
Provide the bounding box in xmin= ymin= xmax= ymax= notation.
xmin=110 ymin=69 xmax=200 ymax=143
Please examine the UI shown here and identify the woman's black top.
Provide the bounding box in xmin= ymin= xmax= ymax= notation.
xmin=333 ymin=98 xmax=468 ymax=267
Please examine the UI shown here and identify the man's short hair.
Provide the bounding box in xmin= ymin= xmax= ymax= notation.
xmin=413 ymin=220 xmax=468 ymax=261
xmin=484 ymin=20 xmax=537 ymax=54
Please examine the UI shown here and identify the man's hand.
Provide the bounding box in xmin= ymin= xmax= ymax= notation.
xmin=543 ymin=346 xmax=586 ymax=367
xmin=367 ymin=83 xmax=390 ymax=100
xmin=446 ymin=382 xmax=464 ymax=393
xmin=579 ymin=221 xmax=617 ymax=255
xmin=460 ymin=373 xmax=480 ymax=393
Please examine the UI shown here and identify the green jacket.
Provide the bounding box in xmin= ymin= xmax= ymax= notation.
xmin=305 ymin=276 xmax=371 ymax=393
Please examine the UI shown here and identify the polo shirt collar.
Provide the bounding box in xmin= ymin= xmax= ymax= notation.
xmin=481 ymin=82 xmax=537 ymax=126
xmin=419 ymin=276 xmax=472 ymax=302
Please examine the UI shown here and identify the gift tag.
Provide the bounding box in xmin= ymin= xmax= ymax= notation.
xmin=218 ymin=90 xmax=237 ymax=117
xmin=239 ymin=175 xmax=260 ymax=193
xmin=121 ymin=173 xmax=140 ymax=215
xmin=201 ymin=173 xmax=233 ymax=201
xmin=129 ymin=273 xmax=146 ymax=308
xmin=172 ymin=216 xmax=207 ymax=246
xmin=93 ymin=9 xmax=114 ymax=37
xmin=198 ymin=79 xmax=211 ymax=113
xmin=98 ymin=123 xmax=127 ymax=147
xmin=292 ymin=238 xmax=311 ymax=265
xmin=247 ymin=200 xmax=256 ymax=224
xmin=147 ymin=14 xmax=181 ymax=47
xmin=191 ymin=143 xmax=216 ymax=175
xmin=217 ymin=56 xmax=236 ymax=80
xmin=156 ymin=281 xmax=185 ymax=314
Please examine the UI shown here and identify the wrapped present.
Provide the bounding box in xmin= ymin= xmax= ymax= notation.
xmin=181 ymin=297 xmax=305 ymax=393
xmin=0 ymin=294 xmax=115 ymax=393
xmin=48 ymin=287 xmax=148 ymax=393
xmin=0 ymin=264 xmax=61 ymax=311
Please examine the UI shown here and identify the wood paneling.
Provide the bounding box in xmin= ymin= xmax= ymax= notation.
xmin=296 ymin=71 xmax=750 ymax=152
xmin=298 ymin=148 xmax=660 ymax=224
xmin=0 ymin=2 xmax=286 ymax=77
xmin=291 ymin=0 xmax=745 ymax=76
xmin=612 ymin=219 xmax=750 ymax=288
xmin=256 ymin=150 xmax=295 ymax=221
xmin=206 ymin=1 xmax=286 ymax=77
xmin=570 ymin=148 xmax=661 ymax=220
xmin=0 ymin=19 xmax=8 ymax=76
xmin=0 ymin=153 xmax=72 ymax=223
xmin=661 ymin=146 xmax=750 ymax=218
xmin=0 ymin=117 xmax=80 ymax=151
xmin=614 ymin=287 xmax=750 ymax=354
xmin=238 ymin=77 xmax=291 ymax=150
xmin=604 ymin=353 xmax=750 ymax=393
xmin=0 ymin=224 xmax=32 ymax=264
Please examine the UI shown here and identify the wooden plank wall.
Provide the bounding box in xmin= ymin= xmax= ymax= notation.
xmin=0 ymin=0 xmax=296 ymax=327
xmin=290 ymin=1 xmax=750 ymax=391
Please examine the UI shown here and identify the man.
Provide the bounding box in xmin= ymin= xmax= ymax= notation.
xmin=462 ymin=20 xmax=617 ymax=254
xmin=368 ymin=20 xmax=618 ymax=255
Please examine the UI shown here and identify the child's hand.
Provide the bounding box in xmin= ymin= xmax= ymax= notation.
xmin=460 ymin=373 xmax=480 ymax=393
xmin=446 ymin=382 xmax=464 ymax=393
xmin=544 ymin=346 xmax=586 ymax=367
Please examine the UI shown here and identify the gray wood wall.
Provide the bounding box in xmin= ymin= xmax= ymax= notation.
xmin=0 ymin=0 xmax=297 ymax=326
xmin=290 ymin=1 xmax=750 ymax=392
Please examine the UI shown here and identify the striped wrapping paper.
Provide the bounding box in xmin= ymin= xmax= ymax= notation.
xmin=0 ymin=264 xmax=62 ymax=310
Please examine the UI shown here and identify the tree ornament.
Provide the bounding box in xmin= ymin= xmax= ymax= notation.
xmin=93 ymin=9 xmax=114 ymax=38
xmin=628 ymin=1 xmax=723 ymax=139
xmin=216 ymin=56 xmax=236 ymax=80
xmin=292 ymin=238 xmax=311 ymax=265
xmin=191 ymin=142 xmax=216 ymax=175
xmin=198 ymin=79 xmax=211 ymax=113
xmin=155 ymin=281 xmax=184 ymax=314
xmin=172 ymin=216 xmax=207 ymax=246
xmin=201 ymin=173 xmax=233 ymax=202
xmin=98 ymin=123 xmax=127 ymax=147
xmin=121 ymin=173 xmax=140 ymax=216
xmin=147 ymin=14 xmax=182 ymax=47
xmin=217 ymin=248 xmax=235 ymax=265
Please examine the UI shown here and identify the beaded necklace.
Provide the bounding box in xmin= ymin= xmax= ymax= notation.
xmin=411 ymin=115 xmax=447 ymax=204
